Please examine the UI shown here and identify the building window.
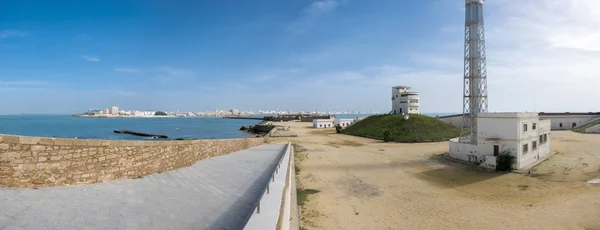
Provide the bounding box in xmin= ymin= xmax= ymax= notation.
xmin=523 ymin=144 xmax=528 ymax=154
xmin=396 ymin=95 xmax=398 ymax=98
xmin=523 ymin=123 xmax=528 ymax=132
xmin=319 ymin=124 xmax=322 ymax=128
xmin=493 ymin=145 xmax=499 ymax=156
xmin=544 ymin=134 xmax=548 ymax=143
xmin=559 ymin=123 xmax=563 ymax=128
xmin=572 ymin=122 xmax=577 ymax=128
xmin=532 ymin=141 xmax=537 ymax=150
xmin=539 ymin=135 xmax=543 ymax=144
xmin=532 ymin=123 xmax=536 ymax=130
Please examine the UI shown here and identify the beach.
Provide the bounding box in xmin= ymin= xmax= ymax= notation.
xmin=269 ymin=122 xmax=600 ymax=230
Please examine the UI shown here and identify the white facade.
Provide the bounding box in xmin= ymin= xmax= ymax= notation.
xmin=440 ymin=112 xmax=600 ymax=131
xmin=110 ymin=106 xmax=119 ymax=115
xmin=449 ymin=112 xmax=552 ymax=170
xmin=334 ymin=118 xmax=355 ymax=128
xmin=313 ymin=119 xmax=334 ymax=129
xmin=391 ymin=86 xmax=420 ymax=115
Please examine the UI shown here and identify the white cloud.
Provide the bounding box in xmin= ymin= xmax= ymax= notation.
xmin=288 ymin=0 xmax=340 ymax=35
xmin=481 ymin=0 xmax=600 ymax=112
xmin=80 ymin=55 xmax=100 ymax=62
xmin=0 ymin=30 xmax=27 ymax=39
xmin=114 ymin=68 xmax=140 ymax=73
xmin=155 ymin=66 xmax=193 ymax=76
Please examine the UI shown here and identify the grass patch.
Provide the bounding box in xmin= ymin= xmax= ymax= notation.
xmin=309 ymin=128 xmax=334 ymax=135
xmin=342 ymin=114 xmax=460 ymax=142
xmin=297 ymin=188 xmax=320 ymax=207
xmin=325 ymin=140 xmax=365 ymax=148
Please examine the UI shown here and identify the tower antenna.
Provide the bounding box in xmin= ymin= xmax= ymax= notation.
xmin=459 ymin=0 xmax=488 ymax=144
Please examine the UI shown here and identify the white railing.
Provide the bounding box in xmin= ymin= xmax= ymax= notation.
xmin=244 ymin=142 xmax=298 ymax=230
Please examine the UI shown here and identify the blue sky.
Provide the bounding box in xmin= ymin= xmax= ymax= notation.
xmin=1 ymin=0 xmax=600 ymax=114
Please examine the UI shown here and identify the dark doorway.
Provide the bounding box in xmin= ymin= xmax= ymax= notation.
xmin=399 ymin=108 xmax=403 ymax=114
xmin=559 ymin=123 xmax=563 ymax=128
xmin=393 ymin=110 xmax=396 ymax=114
xmin=572 ymin=123 xmax=577 ymax=128
xmin=493 ymin=145 xmax=499 ymax=156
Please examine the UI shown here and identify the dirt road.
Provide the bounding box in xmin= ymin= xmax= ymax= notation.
xmin=270 ymin=122 xmax=600 ymax=230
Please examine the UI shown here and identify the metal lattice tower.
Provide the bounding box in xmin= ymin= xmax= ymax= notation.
xmin=460 ymin=0 xmax=488 ymax=144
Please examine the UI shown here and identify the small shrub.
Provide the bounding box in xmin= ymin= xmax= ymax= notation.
xmin=496 ymin=151 xmax=516 ymax=171
xmin=383 ymin=129 xmax=392 ymax=142
xmin=239 ymin=126 xmax=248 ymax=131
xmin=335 ymin=125 xmax=342 ymax=133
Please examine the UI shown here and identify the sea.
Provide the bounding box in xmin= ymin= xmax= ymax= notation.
xmin=0 ymin=113 xmax=456 ymax=140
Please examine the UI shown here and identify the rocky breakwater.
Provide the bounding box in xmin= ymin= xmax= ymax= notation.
xmin=0 ymin=134 xmax=265 ymax=188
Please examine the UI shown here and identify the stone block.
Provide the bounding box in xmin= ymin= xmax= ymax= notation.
xmin=20 ymin=136 xmax=40 ymax=145
xmin=0 ymin=152 xmax=20 ymax=162
xmin=73 ymin=139 xmax=89 ymax=146
xmin=64 ymin=154 xmax=73 ymax=159
xmin=50 ymin=156 xmax=62 ymax=161
xmin=31 ymin=145 xmax=46 ymax=151
xmin=100 ymin=140 xmax=110 ymax=146
xmin=73 ymin=153 xmax=81 ymax=158
xmin=36 ymin=163 xmax=45 ymax=169
xmin=99 ymin=156 xmax=106 ymax=161
xmin=81 ymin=174 xmax=89 ymax=178
xmin=87 ymin=140 xmax=103 ymax=146
xmin=2 ymin=135 xmax=21 ymax=144
xmin=38 ymin=138 xmax=56 ymax=145
xmin=54 ymin=138 xmax=74 ymax=146
xmin=38 ymin=157 xmax=47 ymax=162
xmin=23 ymin=164 xmax=35 ymax=170
xmin=13 ymin=159 xmax=24 ymax=164
xmin=0 ymin=143 xmax=9 ymax=150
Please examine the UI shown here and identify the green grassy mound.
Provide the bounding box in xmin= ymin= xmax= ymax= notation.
xmin=342 ymin=114 xmax=460 ymax=143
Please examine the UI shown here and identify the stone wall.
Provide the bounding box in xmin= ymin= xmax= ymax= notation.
xmin=0 ymin=134 xmax=265 ymax=188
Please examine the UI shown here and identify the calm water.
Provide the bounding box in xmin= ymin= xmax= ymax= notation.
xmin=0 ymin=113 xmax=456 ymax=140
xmin=0 ymin=115 xmax=260 ymax=140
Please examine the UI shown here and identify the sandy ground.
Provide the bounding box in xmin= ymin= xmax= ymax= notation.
xmin=268 ymin=122 xmax=600 ymax=230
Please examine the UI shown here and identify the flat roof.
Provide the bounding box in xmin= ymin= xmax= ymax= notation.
xmin=479 ymin=112 xmax=539 ymax=118
xmin=392 ymin=86 xmax=411 ymax=89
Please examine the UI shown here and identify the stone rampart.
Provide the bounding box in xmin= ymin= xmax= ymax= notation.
xmin=0 ymin=134 xmax=265 ymax=188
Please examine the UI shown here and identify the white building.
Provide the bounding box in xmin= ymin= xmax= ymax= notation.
xmin=449 ymin=112 xmax=551 ymax=170
xmin=313 ymin=119 xmax=334 ymax=129
xmin=110 ymin=106 xmax=119 ymax=115
xmin=334 ymin=118 xmax=355 ymax=128
xmin=391 ymin=86 xmax=420 ymax=115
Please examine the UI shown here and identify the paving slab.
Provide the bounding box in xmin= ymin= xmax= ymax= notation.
xmin=0 ymin=144 xmax=287 ymax=230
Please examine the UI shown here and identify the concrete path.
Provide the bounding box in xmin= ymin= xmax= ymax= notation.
xmin=0 ymin=144 xmax=287 ymax=230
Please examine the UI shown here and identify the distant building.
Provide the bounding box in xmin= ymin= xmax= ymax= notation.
xmin=313 ymin=119 xmax=334 ymax=129
xmin=449 ymin=112 xmax=552 ymax=169
xmin=110 ymin=106 xmax=119 ymax=115
xmin=334 ymin=118 xmax=356 ymax=128
xmin=231 ymin=109 xmax=239 ymax=115
xmin=104 ymin=108 xmax=110 ymax=114
xmin=391 ymin=86 xmax=420 ymax=115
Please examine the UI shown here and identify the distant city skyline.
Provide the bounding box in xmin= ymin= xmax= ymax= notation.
xmin=1 ymin=0 xmax=599 ymax=114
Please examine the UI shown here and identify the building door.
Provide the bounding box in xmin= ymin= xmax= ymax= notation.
xmin=572 ymin=122 xmax=577 ymax=128
xmin=399 ymin=108 xmax=403 ymax=114
xmin=393 ymin=110 xmax=396 ymax=114
xmin=493 ymin=145 xmax=499 ymax=156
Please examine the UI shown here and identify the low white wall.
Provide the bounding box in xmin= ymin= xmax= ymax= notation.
xmin=245 ymin=143 xmax=297 ymax=230
xmin=539 ymin=114 xmax=599 ymax=130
